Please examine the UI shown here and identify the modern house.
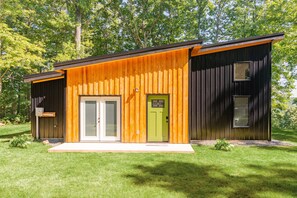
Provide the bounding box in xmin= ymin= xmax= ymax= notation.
xmin=24 ymin=33 xmax=284 ymax=143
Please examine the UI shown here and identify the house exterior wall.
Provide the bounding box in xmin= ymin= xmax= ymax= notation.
xmin=31 ymin=78 xmax=65 ymax=139
xmin=190 ymin=44 xmax=271 ymax=140
xmin=66 ymin=49 xmax=189 ymax=143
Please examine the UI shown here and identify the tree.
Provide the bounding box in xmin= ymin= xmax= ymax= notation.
xmin=64 ymin=0 xmax=96 ymax=58
xmin=195 ymin=0 xmax=209 ymax=40
xmin=207 ymin=0 xmax=232 ymax=42
xmin=0 ymin=23 xmax=44 ymax=92
xmin=0 ymin=0 xmax=296 ymax=127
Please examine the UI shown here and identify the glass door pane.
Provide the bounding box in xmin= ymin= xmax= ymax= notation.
xmin=80 ymin=97 xmax=120 ymax=141
xmin=85 ymin=101 xmax=97 ymax=136
xmin=80 ymin=98 xmax=99 ymax=141
xmin=105 ymin=101 xmax=117 ymax=136
xmin=99 ymin=97 xmax=120 ymax=141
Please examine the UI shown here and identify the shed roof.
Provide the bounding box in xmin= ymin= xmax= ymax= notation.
xmin=24 ymin=33 xmax=284 ymax=83
xmin=191 ymin=32 xmax=284 ymax=56
xmin=24 ymin=71 xmax=64 ymax=83
xmin=54 ymin=39 xmax=203 ymax=70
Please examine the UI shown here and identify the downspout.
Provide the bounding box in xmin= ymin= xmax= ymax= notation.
xmin=63 ymin=70 xmax=67 ymax=142
xmin=268 ymin=43 xmax=272 ymax=141
xmin=188 ymin=47 xmax=194 ymax=144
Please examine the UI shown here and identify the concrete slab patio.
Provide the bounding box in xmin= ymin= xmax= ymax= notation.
xmin=48 ymin=143 xmax=195 ymax=153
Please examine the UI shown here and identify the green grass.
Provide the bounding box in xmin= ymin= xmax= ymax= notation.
xmin=0 ymin=123 xmax=30 ymax=138
xmin=0 ymin=125 xmax=296 ymax=197
xmin=272 ymin=127 xmax=297 ymax=143
xmin=0 ymin=143 xmax=296 ymax=197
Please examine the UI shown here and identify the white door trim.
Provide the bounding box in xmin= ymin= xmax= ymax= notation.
xmin=80 ymin=96 xmax=121 ymax=142
xmin=80 ymin=97 xmax=100 ymax=141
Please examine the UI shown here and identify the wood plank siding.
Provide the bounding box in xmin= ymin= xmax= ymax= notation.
xmin=66 ymin=49 xmax=189 ymax=143
xmin=190 ymin=44 xmax=271 ymax=140
xmin=31 ymin=78 xmax=65 ymax=139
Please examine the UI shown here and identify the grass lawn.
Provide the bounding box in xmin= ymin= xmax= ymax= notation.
xmin=0 ymin=123 xmax=30 ymax=138
xmin=0 ymin=125 xmax=296 ymax=197
xmin=272 ymin=127 xmax=297 ymax=143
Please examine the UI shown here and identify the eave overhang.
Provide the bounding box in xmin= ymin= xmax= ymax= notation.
xmin=24 ymin=71 xmax=64 ymax=83
xmin=191 ymin=32 xmax=284 ymax=57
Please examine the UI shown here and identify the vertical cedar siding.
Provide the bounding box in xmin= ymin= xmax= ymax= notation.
xmin=31 ymin=78 xmax=65 ymax=139
xmin=66 ymin=49 xmax=189 ymax=143
xmin=190 ymin=44 xmax=271 ymax=140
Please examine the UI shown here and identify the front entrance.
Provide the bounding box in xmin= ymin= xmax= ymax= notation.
xmin=147 ymin=95 xmax=169 ymax=142
xmin=80 ymin=96 xmax=120 ymax=141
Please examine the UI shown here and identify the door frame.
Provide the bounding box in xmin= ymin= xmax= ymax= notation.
xmin=79 ymin=95 xmax=121 ymax=142
xmin=99 ymin=97 xmax=121 ymax=141
xmin=80 ymin=97 xmax=100 ymax=141
xmin=146 ymin=94 xmax=170 ymax=143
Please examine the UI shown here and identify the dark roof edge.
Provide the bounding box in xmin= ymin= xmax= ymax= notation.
xmin=54 ymin=39 xmax=203 ymax=70
xmin=202 ymin=32 xmax=284 ymax=49
xmin=24 ymin=71 xmax=64 ymax=83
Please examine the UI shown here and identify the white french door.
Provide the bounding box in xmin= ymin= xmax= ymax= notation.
xmin=80 ymin=97 xmax=120 ymax=141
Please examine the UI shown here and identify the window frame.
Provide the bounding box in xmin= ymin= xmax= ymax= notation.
xmin=233 ymin=95 xmax=250 ymax=128
xmin=233 ymin=61 xmax=252 ymax=82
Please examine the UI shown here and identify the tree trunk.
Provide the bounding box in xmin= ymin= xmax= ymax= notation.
xmin=0 ymin=77 xmax=2 ymax=94
xmin=0 ymin=68 xmax=10 ymax=94
xmin=17 ymin=83 xmax=21 ymax=115
xmin=75 ymin=4 xmax=82 ymax=58
xmin=0 ymin=39 xmax=2 ymax=94
xmin=196 ymin=0 xmax=207 ymax=39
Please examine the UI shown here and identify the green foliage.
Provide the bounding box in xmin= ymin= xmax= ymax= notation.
xmin=214 ymin=139 xmax=234 ymax=151
xmin=292 ymin=97 xmax=297 ymax=105
xmin=1 ymin=114 xmax=28 ymax=124
xmin=9 ymin=134 xmax=33 ymax=148
xmin=0 ymin=67 xmax=31 ymax=120
xmin=279 ymin=105 xmax=297 ymax=130
xmin=0 ymin=23 xmax=44 ymax=70
xmin=273 ymin=103 xmax=297 ymax=130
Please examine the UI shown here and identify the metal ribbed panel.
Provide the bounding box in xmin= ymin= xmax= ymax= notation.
xmin=190 ymin=44 xmax=271 ymax=140
xmin=31 ymin=79 xmax=65 ymax=139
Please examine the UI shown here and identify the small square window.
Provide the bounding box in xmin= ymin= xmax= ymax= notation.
xmin=233 ymin=96 xmax=249 ymax=128
xmin=234 ymin=62 xmax=251 ymax=81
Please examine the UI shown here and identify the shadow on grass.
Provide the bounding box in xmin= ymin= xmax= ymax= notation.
xmin=125 ymin=161 xmax=297 ymax=197
xmin=0 ymin=131 xmax=30 ymax=139
xmin=272 ymin=128 xmax=297 ymax=143
xmin=254 ymin=146 xmax=297 ymax=153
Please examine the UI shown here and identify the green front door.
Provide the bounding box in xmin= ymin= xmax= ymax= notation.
xmin=147 ymin=95 xmax=169 ymax=142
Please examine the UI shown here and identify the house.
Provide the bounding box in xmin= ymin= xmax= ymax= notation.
xmin=24 ymin=33 xmax=284 ymax=143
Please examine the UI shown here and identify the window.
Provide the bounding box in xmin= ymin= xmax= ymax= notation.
xmin=233 ymin=96 xmax=249 ymax=127
xmin=151 ymin=99 xmax=165 ymax=108
xmin=234 ymin=62 xmax=251 ymax=81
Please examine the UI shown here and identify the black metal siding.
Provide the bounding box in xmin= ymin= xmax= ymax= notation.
xmin=31 ymin=79 xmax=65 ymax=139
xmin=190 ymin=44 xmax=271 ymax=140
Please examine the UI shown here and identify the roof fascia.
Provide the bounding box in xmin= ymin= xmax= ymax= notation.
xmin=192 ymin=34 xmax=284 ymax=57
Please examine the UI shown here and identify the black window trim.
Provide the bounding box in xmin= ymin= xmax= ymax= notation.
xmin=233 ymin=95 xmax=250 ymax=128
xmin=233 ymin=61 xmax=252 ymax=82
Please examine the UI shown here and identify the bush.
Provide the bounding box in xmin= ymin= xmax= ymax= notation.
xmin=9 ymin=134 xmax=33 ymax=148
xmin=1 ymin=114 xmax=27 ymax=124
xmin=214 ymin=139 xmax=234 ymax=151
xmin=272 ymin=104 xmax=297 ymax=130
xmin=279 ymin=106 xmax=297 ymax=130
